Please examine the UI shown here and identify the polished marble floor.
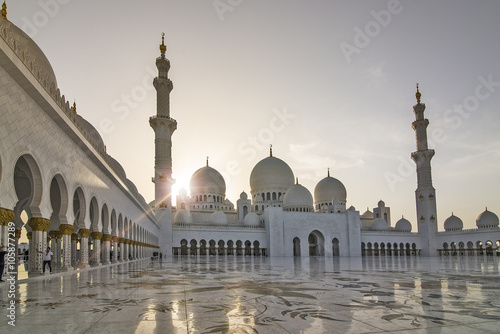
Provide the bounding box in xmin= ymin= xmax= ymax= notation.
xmin=1 ymin=255 xmax=500 ymax=333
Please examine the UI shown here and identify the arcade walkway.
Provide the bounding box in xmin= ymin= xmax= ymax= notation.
xmin=1 ymin=256 xmax=499 ymax=333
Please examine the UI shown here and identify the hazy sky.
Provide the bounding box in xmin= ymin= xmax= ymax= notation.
xmin=7 ymin=0 xmax=500 ymax=230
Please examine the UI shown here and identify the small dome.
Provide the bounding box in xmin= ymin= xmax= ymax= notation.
xmin=107 ymin=155 xmax=126 ymax=180
xmin=240 ymin=191 xmax=248 ymax=200
xmin=126 ymin=179 xmax=138 ymax=194
xmin=476 ymin=209 xmax=499 ymax=229
xmin=209 ymin=211 xmax=227 ymax=225
xmin=314 ymin=175 xmax=347 ymax=205
xmin=395 ymin=217 xmax=412 ymax=232
xmin=361 ymin=209 xmax=374 ymax=220
xmin=1 ymin=18 xmax=58 ymax=87
xmin=283 ymin=184 xmax=313 ymax=211
xmin=173 ymin=209 xmax=193 ymax=225
xmin=372 ymin=218 xmax=388 ymax=230
xmin=78 ymin=117 xmax=105 ymax=152
xmin=243 ymin=212 xmax=260 ymax=226
xmin=444 ymin=214 xmax=463 ymax=231
xmin=250 ymin=156 xmax=294 ymax=194
xmin=378 ymin=200 xmax=385 ymax=207
xmin=190 ymin=166 xmax=226 ymax=196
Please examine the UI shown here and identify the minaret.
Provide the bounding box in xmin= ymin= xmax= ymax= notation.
xmin=149 ymin=33 xmax=177 ymax=210
xmin=411 ymin=85 xmax=438 ymax=256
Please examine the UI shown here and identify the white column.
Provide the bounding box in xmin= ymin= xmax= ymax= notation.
xmin=90 ymin=232 xmax=102 ymax=267
xmin=59 ymin=224 xmax=74 ymax=271
xmin=112 ymin=236 xmax=118 ymax=263
xmin=27 ymin=218 xmax=51 ymax=274
xmin=78 ymin=229 xmax=90 ymax=268
xmin=102 ymin=234 xmax=111 ymax=264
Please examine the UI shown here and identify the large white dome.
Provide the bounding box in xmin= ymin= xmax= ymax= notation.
xmin=250 ymin=155 xmax=294 ymax=193
xmin=314 ymin=175 xmax=347 ymax=205
xmin=190 ymin=166 xmax=226 ymax=195
xmin=283 ymin=183 xmax=313 ymax=211
xmin=476 ymin=209 xmax=499 ymax=229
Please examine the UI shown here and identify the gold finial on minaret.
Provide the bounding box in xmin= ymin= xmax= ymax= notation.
xmin=159 ymin=32 xmax=166 ymax=58
xmin=296 ymin=177 xmax=299 ymax=185
xmin=269 ymin=144 xmax=273 ymax=157
xmin=415 ymin=83 xmax=421 ymax=104
xmin=2 ymin=1 xmax=7 ymax=20
xmin=327 ymin=168 xmax=330 ymax=177
xmin=72 ymin=101 xmax=77 ymax=114
xmin=206 ymin=156 xmax=209 ymax=167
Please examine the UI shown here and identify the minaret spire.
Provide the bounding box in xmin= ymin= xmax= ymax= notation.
xmin=160 ymin=32 xmax=166 ymax=58
xmin=2 ymin=1 xmax=7 ymax=20
xmin=415 ymin=83 xmax=421 ymax=104
xmin=327 ymin=168 xmax=330 ymax=177
xmin=411 ymin=84 xmax=438 ymax=256
xmin=150 ymin=33 xmax=176 ymax=210
xmin=269 ymin=144 xmax=273 ymax=157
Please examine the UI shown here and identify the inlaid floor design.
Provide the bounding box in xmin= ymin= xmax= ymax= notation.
xmin=1 ymin=256 xmax=499 ymax=333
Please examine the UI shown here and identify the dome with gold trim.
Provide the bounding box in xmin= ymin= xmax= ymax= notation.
xmin=190 ymin=162 xmax=226 ymax=197
xmin=314 ymin=170 xmax=347 ymax=208
xmin=249 ymin=148 xmax=294 ymax=196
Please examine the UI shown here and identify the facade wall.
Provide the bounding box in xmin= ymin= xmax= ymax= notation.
xmin=0 ymin=41 xmax=158 ymax=239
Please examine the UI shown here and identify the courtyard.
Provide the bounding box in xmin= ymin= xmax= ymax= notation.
xmin=1 ymin=255 xmax=499 ymax=333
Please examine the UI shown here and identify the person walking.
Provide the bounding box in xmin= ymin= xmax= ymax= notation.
xmin=0 ymin=245 xmax=6 ymax=282
xmin=38 ymin=246 xmax=53 ymax=274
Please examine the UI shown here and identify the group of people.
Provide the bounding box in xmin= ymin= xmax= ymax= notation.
xmin=0 ymin=245 xmax=53 ymax=281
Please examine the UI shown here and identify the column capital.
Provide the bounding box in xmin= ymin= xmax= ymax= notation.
xmin=71 ymin=233 xmax=79 ymax=241
xmin=112 ymin=236 xmax=119 ymax=243
xmin=102 ymin=234 xmax=113 ymax=242
xmin=27 ymin=231 xmax=32 ymax=240
xmin=118 ymin=238 xmax=125 ymax=244
xmin=28 ymin=217 xmax=51 ymax=231
xmin=48 ymin=230 xmax=58 ymax=238
xmin=59 ymin=224 xmax=75 ymax=235
xmin=15 ymin=229 xmax=21 ymax=239
xmin=90 ymin=232 xmax=103 ymax=240
xmin=78 ymin=228 xmax=91 ymax=238
xmin=0 ymin=207 xmax=14 ymax=225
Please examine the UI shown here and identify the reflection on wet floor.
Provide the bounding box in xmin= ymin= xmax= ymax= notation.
xmin=1 ymin=256 xmax=500 ymax=333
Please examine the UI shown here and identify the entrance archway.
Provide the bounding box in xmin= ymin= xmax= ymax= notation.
xmin=308 ymin=230 xmax=324 ymax=256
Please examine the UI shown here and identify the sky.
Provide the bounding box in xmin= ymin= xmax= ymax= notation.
xmin=6 ymin=0 xmax=500 ymax=230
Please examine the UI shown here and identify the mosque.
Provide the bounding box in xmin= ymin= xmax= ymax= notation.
xmin=0 ymin=2 xmax=499 ymax=275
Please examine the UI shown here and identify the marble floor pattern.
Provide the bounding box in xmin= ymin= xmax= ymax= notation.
xmin=1 ymin=256 xmax=500 ymax=333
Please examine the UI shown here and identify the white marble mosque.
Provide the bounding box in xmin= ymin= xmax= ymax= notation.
xmin=2 ymin=3 xmax=500 ymax=333
xmin=0 ymin=1 xmax=500 ymax=279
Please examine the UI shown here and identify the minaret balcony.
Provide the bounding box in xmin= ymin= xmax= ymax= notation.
xmin=149 ymin=115 xmax=177 ymax=131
